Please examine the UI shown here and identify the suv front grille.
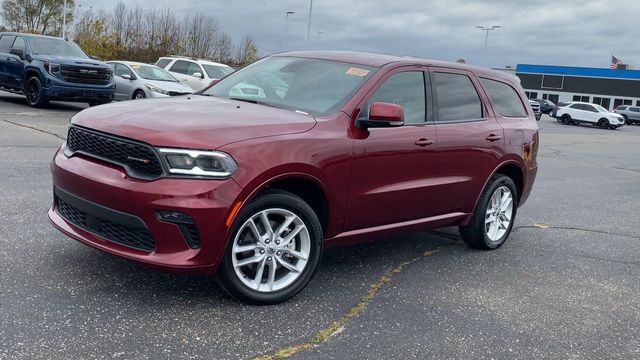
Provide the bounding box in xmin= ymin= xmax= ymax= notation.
xmin=56 ymin=197 xmax=155 ymax=252
xmin=66 ymin=126 xmax=163 ymax=180
xmin=60 ymin=65 xmax=113 ymax=85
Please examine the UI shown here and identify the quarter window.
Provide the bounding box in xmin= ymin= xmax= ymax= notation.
xmin=359 ymin=72 xmax=426 ymax=125
xmin=481 ymin=78 xmax=527 ymax=117
xmin=433 ymin=72 xmax=483 ymax=122
xmin=155 ymin=58 xmax=171 ymax=69
xmin=0 ymin=35 xmax=16 ymax=52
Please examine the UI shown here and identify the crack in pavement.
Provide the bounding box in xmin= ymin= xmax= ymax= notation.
xmin=515 ymin=224 xmax=640 ymax=240
xmin=253 ymin=247 xmax=446 ymax=360
xmin=2 ymin=119 xmax=66 ymax=141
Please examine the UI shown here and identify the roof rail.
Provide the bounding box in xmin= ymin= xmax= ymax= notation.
xmin=167 ymin=55 xmax=214 ymax=62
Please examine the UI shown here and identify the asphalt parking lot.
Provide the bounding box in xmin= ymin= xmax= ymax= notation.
xmin=1 ymin=91 xmax=639 ymax=360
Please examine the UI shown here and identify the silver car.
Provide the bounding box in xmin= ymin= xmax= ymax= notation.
xmin=107 ymin=61 xmax=193 ymax=101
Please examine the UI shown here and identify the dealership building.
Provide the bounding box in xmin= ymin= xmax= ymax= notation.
xmin=515 ymin=64 xmax=640 ymax=111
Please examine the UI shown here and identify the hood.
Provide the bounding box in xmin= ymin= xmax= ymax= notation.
xmin=141 ymin=79 xmax=193 ymax=93
xmin=71 ymin=96 xmax=317 ymax=149
xmin=33 ymin=54 xmax=110 ymax=68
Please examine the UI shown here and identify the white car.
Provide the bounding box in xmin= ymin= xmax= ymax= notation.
xmin=556 ymin=102 xmax=625 ymax=129
xmin=107 ymin=61 xmax=193 ymax=101
xmin=155 ymin=56 xmax=234 ymax=92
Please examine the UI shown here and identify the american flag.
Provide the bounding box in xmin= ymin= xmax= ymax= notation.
xmin=610 ymin=56 xmax=624 ymax=69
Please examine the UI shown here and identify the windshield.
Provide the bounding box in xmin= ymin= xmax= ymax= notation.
xmin=203 ymin=64 xmax=234 ymax=79
xmin=30 ymin=38 xmax=88 ymax=58
xmin=132 ymin=64 xmax=178 ymax=82
xmin=203 ymin=57 xmax=377 ymax=116
xmin=594 ymin=104 xmax=608 ymax=112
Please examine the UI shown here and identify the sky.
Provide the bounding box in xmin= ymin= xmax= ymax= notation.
xmin=77 ymin=0 xmax=640 ymax=69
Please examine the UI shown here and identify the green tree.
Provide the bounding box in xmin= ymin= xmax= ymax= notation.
xmin=1 ymin=0 xmax=74 ymax=36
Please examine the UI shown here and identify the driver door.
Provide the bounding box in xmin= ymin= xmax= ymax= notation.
xmin=345 ymin=68 xmax=439 ymax=231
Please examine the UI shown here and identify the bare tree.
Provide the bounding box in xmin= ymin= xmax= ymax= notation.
xmin=235 ymin=35 xmax=259 ymax=66
xmin=1 ymin=0 xmax=74 ymax=36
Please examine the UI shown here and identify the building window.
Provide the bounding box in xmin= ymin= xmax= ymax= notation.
xmin=614 ymin=99 xmax=633 ymax=108
xmin=636 ymin=100 xmax=640 ymax=107
xmin=525 ymin=91 xmax=538 ymax=99
xmin=548 ymin=94 xmax=559 ymax=104
xmin=593 ymin=97 xmax=611 ymax=110
xmin=572 ymin=95 xmax=589 ymax=102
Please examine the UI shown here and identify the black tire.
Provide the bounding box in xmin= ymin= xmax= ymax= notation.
xmin=133 ymin=90 xmax=146 ymax=100
xmin=598 ymin=118 xmax=609 ymax=129
xmin=25 ymin=76 xmax=48 ymax=108
xmin=572 ymin=120 xmax=580 ymax=126
xmin=459 ymin=174 xmax=518 ymax=250
xmin=218 ymin=189 xmax=323 ymax=304
xmin=561 ymin=114 xmax=571 ymax=125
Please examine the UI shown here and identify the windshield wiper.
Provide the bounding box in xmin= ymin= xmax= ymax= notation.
xmin=229 ymin=97 xmax=260 ymax=104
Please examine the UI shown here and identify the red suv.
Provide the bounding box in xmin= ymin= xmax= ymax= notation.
xmin=49 ymin=52 xmax=538 ymax=304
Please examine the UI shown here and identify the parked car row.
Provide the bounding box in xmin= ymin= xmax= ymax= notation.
xmin=528 ymin=100 xmax=541 ymax=121
xmin=0 ymin=32 xmax=234 ymax=107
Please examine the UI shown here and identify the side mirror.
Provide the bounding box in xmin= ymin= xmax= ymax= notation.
xmin=192 ymin=72 xmax=203 ymax=79
xmin=121 ymin=74 xmax=133 ymax=80
xmin=10 ymin=48 xmax=24 ymax=59
xmin=358 ymin=102 xmax=404 ymax=128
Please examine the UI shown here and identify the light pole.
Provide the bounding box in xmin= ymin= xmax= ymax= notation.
xmin=476 ymin=25 xmax=502 ymax=47
xmin=306 ymin=0 xmax=313 ymax=45
xmin=62 ymin=0 xmax=67 ymax=38
xmin=284 ymin=11 xmax=294 ymax=50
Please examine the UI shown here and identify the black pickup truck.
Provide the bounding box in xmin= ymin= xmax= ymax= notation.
xmin=0 ymin=32 xmax=115 ymax=107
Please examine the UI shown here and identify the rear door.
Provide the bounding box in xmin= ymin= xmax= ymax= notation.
xmin=629 ymin=107 xmax=640 ymax=120
xmin=0 ymin=35 xmax=16 ymax=87
xmin=428 ymin=68 xmax=505 ymax=215
xmin=4 ymin=36 xmax=26 ymax=89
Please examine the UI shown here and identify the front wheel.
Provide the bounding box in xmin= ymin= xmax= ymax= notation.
xmin=460 ymin=174 xmax=518 ymax=250
xmin=25 ymin=77 xmax=48 ymax=108
xmin=219 ymin=190 xmax=323 ymax=304
xmin=598 ymin=118 xmax=610 ymax=129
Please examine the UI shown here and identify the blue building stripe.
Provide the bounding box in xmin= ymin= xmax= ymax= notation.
xmin=516 ymin=64 xmax=640 ymax=80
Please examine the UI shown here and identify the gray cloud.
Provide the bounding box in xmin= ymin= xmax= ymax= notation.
xmin=78 ymin=0 xmax=640 ymax=68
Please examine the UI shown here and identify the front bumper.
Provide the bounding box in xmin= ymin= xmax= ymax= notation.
xmin=49 ymin=147 xmax=243 ymax=275
xmin=42 ymin=79 xmax=115 ymax=103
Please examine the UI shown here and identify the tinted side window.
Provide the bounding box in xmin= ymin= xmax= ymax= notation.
xmin=359 ymin=71 xmax=426 ymax=125
xmin=433 ymin=72 xmax=483 ymax=122
xmin=12 ymin=36 xmax=25 ymax=51
xmin=155 ymin=58 xmax=171 ymax=69
xmin=569 ymin=104 xmax=582 ymax=109
xmin=114 ymin=64 xmax=133 ymax=77
xmin=0 ymin=35 xmax=16 ymax=52
xmin=630 ymin=107 xmax=640 ymax=113
xmin=170 ymin=60 xmax=190 ymax=74
xmin=583 ymin=104 xmax=597 ymax=112
xmin=187 ymin=62 xmax=203 ymax=76
xmin=481 ymin=78 xmax=527 ymax=117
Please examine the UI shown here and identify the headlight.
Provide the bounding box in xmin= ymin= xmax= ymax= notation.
xmin=158 ymin=148 xmax=238 ymax=179
xmin=44 ymin=62 xmax=61 ymax=75
xmin=145 ymin=84 xmax=169 ymax=95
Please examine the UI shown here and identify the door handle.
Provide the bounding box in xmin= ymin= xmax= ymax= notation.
xmin=415 ymin=138 xmax=434 ymax=146
xmin=485 ymin=134 xmax=502 ymax=142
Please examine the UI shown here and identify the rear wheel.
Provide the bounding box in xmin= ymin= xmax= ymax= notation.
xmin=598 ymin=118 xmax=610 ymax=129
xmin=560 ymin=114 xmax=571 ymax=125
xmin=219 ymin=190 xmax=323 ymax=304
xmin=25 ymin=77 xmax=48 ymax=108
xmin=460 ymin=174 xmax=517 ymax=250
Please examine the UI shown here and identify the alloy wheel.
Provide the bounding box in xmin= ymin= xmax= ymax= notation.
xmin=26 ymin=80 xmax=40 ymax=105
xmin=484 ymin=186 xmax=514 ymax=242
xmin=231 ymin=208 xmax=311 ymax=292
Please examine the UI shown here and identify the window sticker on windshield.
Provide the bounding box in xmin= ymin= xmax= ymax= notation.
xmin=131 ymin=64 xmax=141 ymax=69
xmin=346 ymin=68 xmax=370 ymax=77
